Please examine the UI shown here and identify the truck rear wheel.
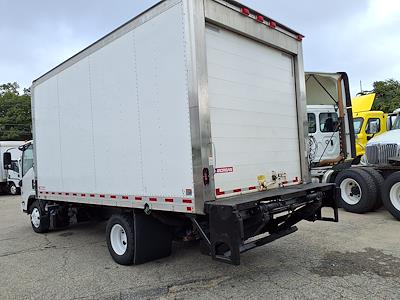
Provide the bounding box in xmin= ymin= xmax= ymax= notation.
xmin=334 ymin=169 xmax=378 ymax=213
xmin=106 ymin=214 xmax=135 ymax=265
xmin=30 ymin=200 xmax=50 ymax=233
xmin=361 ymin=167 xmax=384 ymax=210
xmin=382 ymin=172 xmax=400 ymax=221
xmin=106 ymin=211 xmax=173 ymax=265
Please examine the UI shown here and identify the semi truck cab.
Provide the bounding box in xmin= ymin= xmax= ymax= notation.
xmin=307 ymin=105 xmax=341 ymax=164
xmin=352 ymin=94 xmax=389 ymax=157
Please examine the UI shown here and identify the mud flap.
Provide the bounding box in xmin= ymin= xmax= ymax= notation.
xmin=316 ymin=186 xmax=339 ymax=222
xmin=133 ymin=211 xmax=173 ymax=265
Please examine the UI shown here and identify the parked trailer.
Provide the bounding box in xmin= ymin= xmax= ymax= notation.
xmin=0 ymin=141 xmax=24 ymax=195
xmin=305 ymin=73 xmax=400 ymax=221
xmin=18 ymin=0 xmax=338 ymax=265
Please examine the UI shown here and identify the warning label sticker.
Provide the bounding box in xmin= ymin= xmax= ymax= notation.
xmin=215 ymin=167 xmax=234 ymax=174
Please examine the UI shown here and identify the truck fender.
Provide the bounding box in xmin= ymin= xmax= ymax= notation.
xmin=321 ymin=169 xmax=335 ymax=183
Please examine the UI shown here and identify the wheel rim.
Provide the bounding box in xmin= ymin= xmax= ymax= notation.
xmin=10 ymin=185 xmax=16 ymax=194
xmin=110 ymin=224 xmax=128 ymax=256
xmin=31 ymin=208 xmax=41 ymax=228
xmin=389 ymin=182 xmax=400 ymax=211
xmin=340 ymin=178 xmax=362 ymax=205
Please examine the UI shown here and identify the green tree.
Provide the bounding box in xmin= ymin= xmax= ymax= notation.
xmin=0 ymin=82 xmax=32 ymax=140
xmin=372 ymin=79 xmax=400 ymax=113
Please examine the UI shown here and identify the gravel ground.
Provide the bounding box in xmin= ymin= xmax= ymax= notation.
xmin=1 ymin=195 xmax=399 ymax=300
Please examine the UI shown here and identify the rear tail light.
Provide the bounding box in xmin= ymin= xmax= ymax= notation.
xmin=241 ymin=7 xmax=250 ymax=15
xmin=256 ymin=15 xmax=264 ymax=23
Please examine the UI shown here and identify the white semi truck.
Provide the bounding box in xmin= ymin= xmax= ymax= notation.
xmin=16 ymin=0 xmax=338 ymax=265
xmin=0 ymin=141 xmax=25 ymax=195
xmin=361 ymin=114 xmax=400 ymax=220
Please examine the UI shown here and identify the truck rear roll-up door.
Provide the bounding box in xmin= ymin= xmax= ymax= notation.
xmin=206 ymin=24 xmax=302 ymax=197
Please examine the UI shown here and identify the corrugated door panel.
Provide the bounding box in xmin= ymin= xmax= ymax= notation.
xmin=206 ymin=25 xmax=301 ymax=195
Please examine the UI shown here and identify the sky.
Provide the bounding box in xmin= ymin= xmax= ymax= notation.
xmin=1 ymin=0 xmax=400 ymax=95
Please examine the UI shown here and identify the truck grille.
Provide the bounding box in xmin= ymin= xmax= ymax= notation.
xmin=366 ymin=144 xmax=399 ymax=165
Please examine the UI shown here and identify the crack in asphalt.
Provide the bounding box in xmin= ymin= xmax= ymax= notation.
xmin=311 ymin=248 xmax=400 ymax=278
xmin=71 ymin=276 xmax=230 ymax=300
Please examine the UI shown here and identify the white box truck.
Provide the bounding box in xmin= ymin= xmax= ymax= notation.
xmin=17 ymin=0 xmax=338 ymax=265
xmin=0 ymin=141 xmax=25 ymax=195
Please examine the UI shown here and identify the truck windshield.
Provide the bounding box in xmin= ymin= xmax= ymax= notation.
xmin=353 ymin=118 xmax=363 ymax=134
xmin=393 ymin=116 xmax=400 ymax=130
xmin=22 ymin=144 xmax=34 ymax=176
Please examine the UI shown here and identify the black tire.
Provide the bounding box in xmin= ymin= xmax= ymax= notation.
xmin=334 ymin=168 xmax=378 ymax=213
xmin=8 ymin=182 xmax=20 ymax=195
xmin=381 ymin=172 xmax=400 ymax=221
xmin=361 ymin=167 xmax=384 ymax=210
xmin=30 ymin=200 xmax=50 ymax=233
xmin=106 ymin=214 xmax=135 ymax=265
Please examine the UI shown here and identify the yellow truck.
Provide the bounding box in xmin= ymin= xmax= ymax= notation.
xmin=352 ymin=93 xmax=389 ymax=157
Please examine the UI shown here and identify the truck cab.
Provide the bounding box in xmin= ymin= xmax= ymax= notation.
xmin=18 ymin=141 xmax=35 ymax=211
xmin=307 ymin=105 xmax=341 ymax=163
xmin=365 ymin=114 xmax=400 ymax=165
xmin=6 ymin=153 xmax=22 ymax=195
xmin=352 ymin=94 xmax=388 ymax=157
xmin=0 ymin=141 xmax=25 ymax=194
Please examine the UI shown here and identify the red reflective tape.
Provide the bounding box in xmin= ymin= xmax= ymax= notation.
xmin=248 ymin=186 xmax=257 ymax=190
xmin=233 ymin=189 xmax=242 ymax=193
xmin=269 ymin=21 xmax=277 ymax=29
xmin=90 ymin=194 xmax=95 ymax=198
xmin=186 ymin=207 xmax=193 ymax=212
xmin=183 ymin=199 xmax=192 ymax=204
xmin=100 ymin=195 xmax=105 ymax=198
xmin=216 ymin=188 xmax=225 ymax=196
xmin=282 ymin=181 xmax=288 ymax=185
xmin=149 ymin=198 xmax=157 ymax=202
xmin=110 ymin=195 xmax=117 ymax=199
xmin=165 ymin=198 xmax=174 ymax=203
xmin=122 ymin=196 xmax=129 ymax=200
xmin=81 ymin=193 xmax=86 ymax=197
xmin=135 ymin=197 xmax=142 ymax=201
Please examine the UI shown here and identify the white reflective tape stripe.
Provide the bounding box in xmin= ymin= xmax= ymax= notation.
xmin=216 ymin=177 xmax=302 ymax=196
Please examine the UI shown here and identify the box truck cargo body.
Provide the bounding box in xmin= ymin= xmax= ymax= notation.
xmin=21 ymin=0 xmax=338 ymax=265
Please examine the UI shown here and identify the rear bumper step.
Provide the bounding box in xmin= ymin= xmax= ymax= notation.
xmin=201 ymin=183 xmax=338 ymax=265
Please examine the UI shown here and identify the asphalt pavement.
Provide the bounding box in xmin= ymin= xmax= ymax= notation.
xmin=1 ymin=195 xmax=399 ymax=300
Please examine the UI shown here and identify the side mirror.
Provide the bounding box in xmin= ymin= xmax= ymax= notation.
xmin=3 ymin=153 xmax=11 ymax=169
